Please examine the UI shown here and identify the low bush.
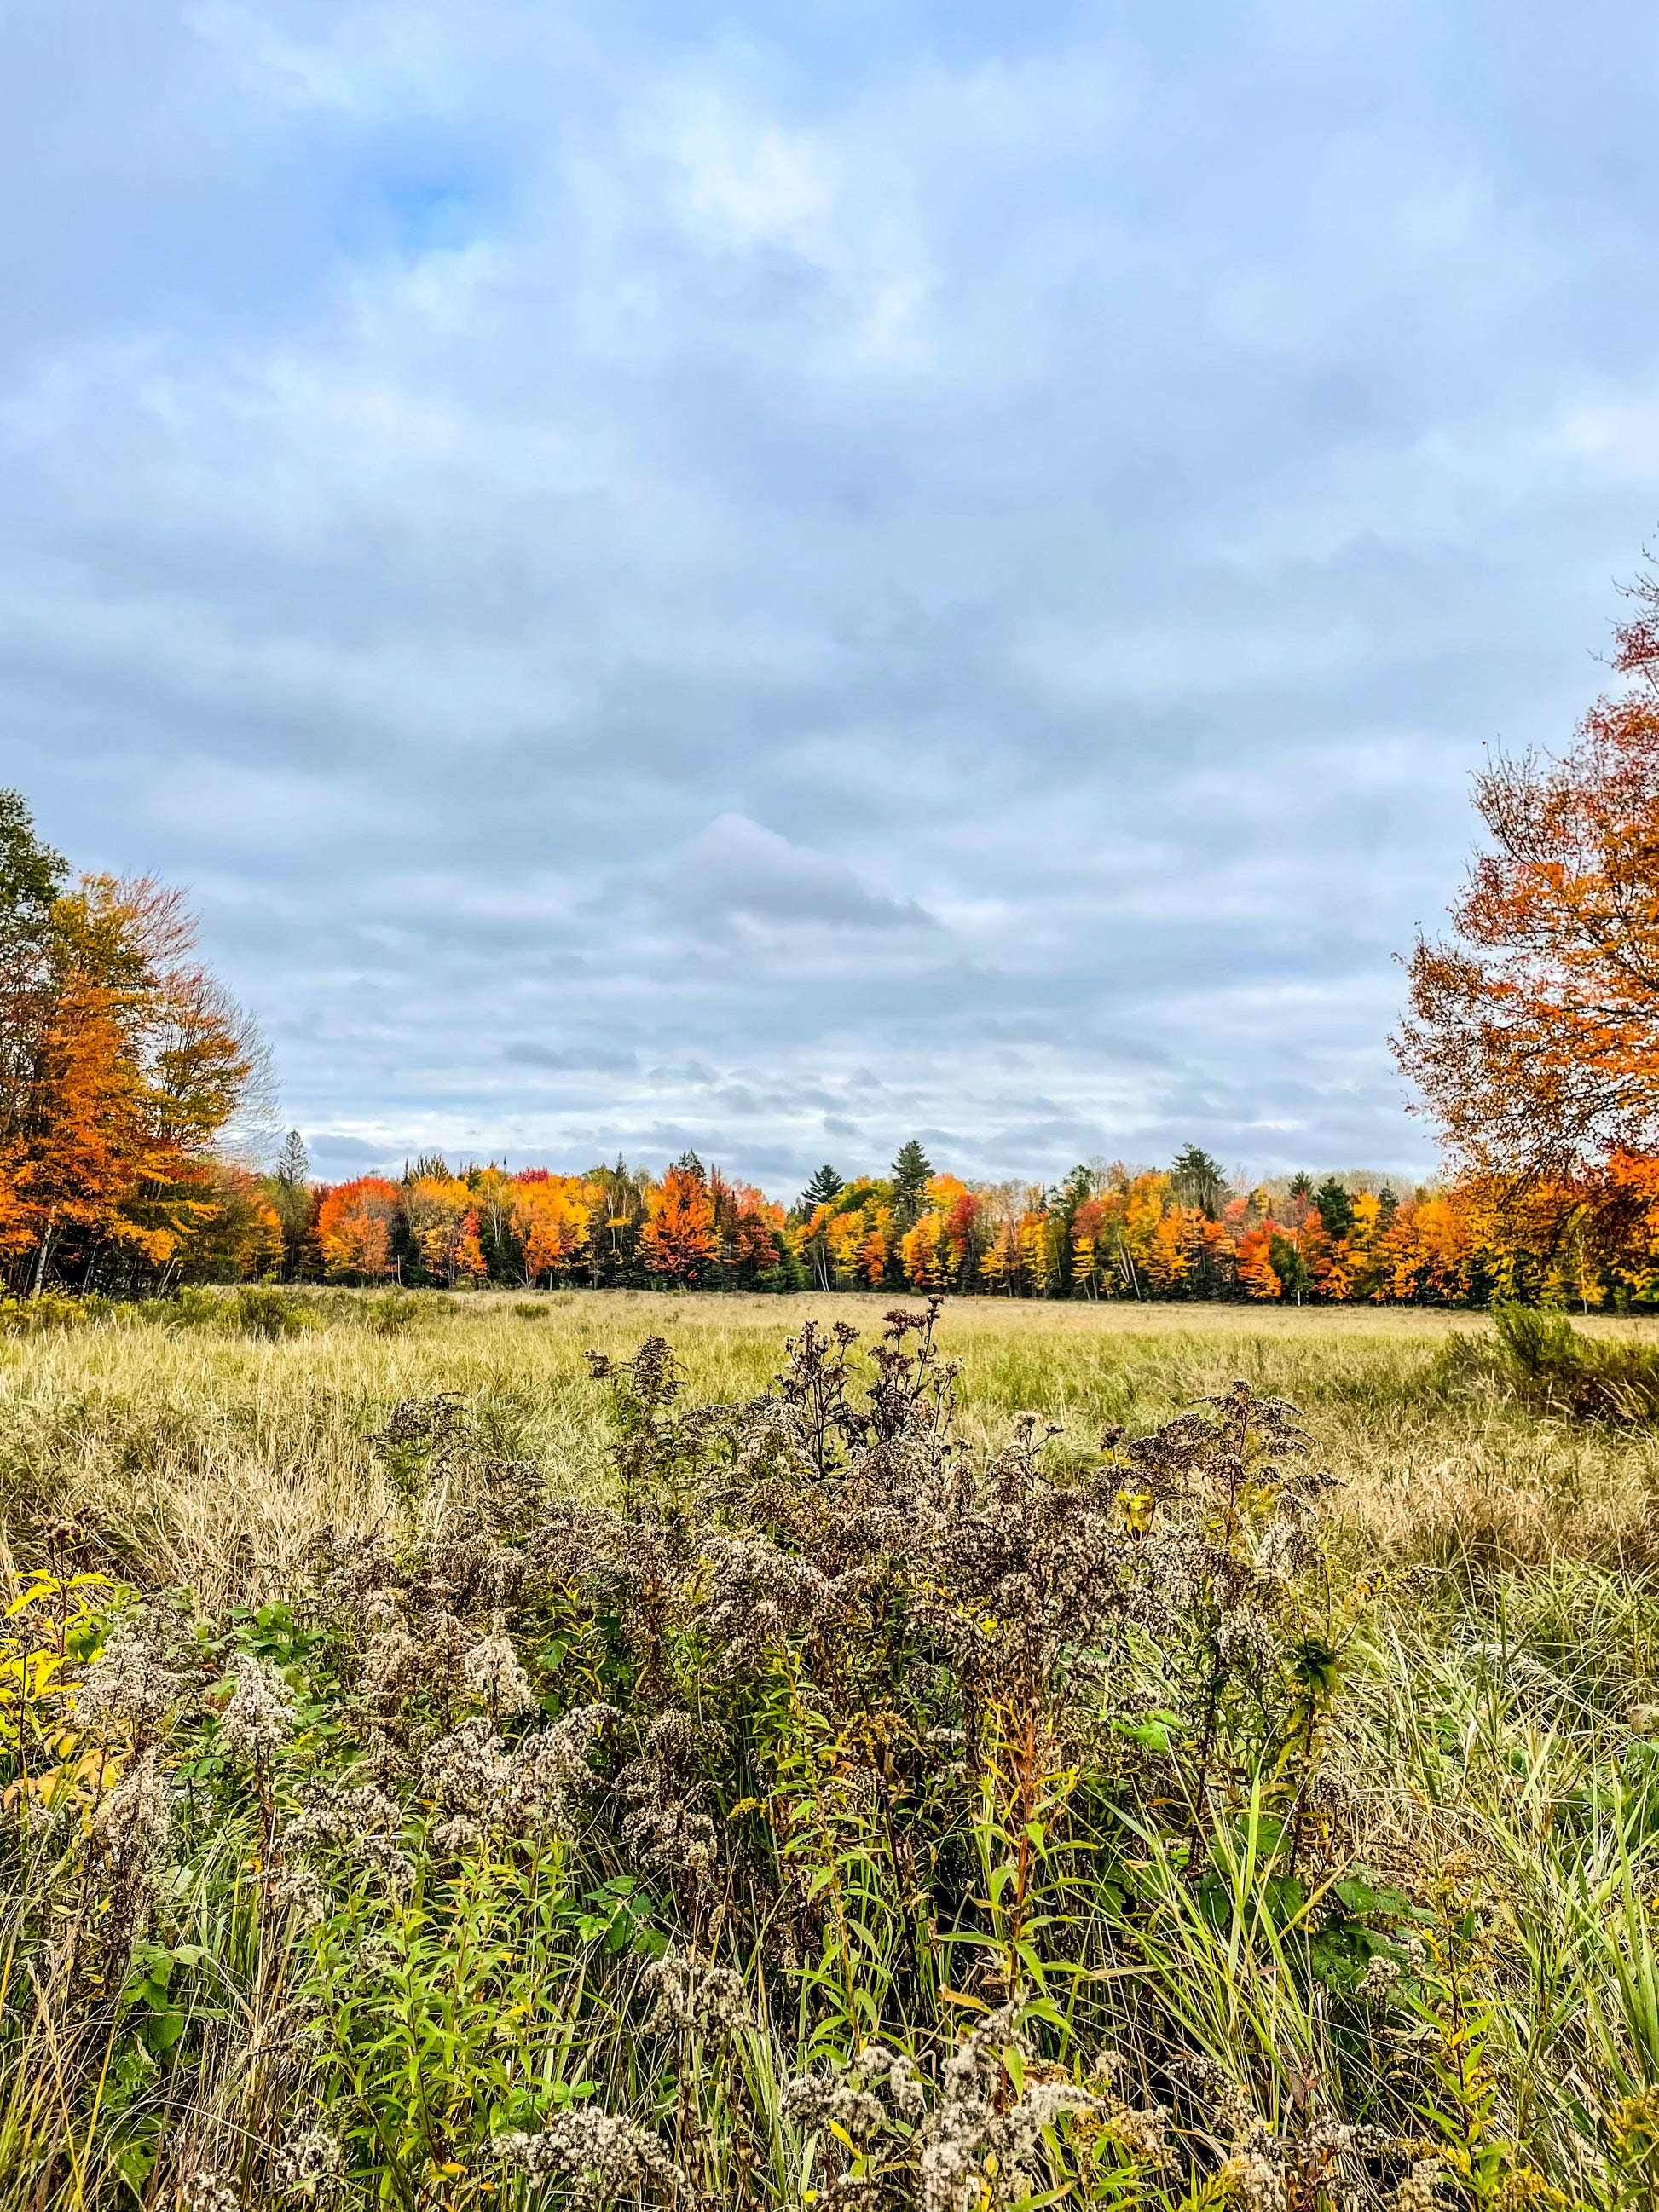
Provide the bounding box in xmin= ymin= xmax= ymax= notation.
xmin=1436 ymin=1301 xmax=1659 ymax=1422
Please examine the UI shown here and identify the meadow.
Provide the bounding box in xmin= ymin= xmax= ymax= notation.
xmin=4 ymin=1291 xmax=1655 ymax=1603
xmin=8 ymin=1292 xmax=1659 ymax=2211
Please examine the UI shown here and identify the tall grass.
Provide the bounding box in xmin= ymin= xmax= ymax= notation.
xmin=3 ymin=1292 xmax=1656 ymax=1603
xmin=7 ymin=1297 xmax=1659 ymax=2208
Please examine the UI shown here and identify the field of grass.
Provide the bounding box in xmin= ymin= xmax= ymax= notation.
xmin=9 ymin=1292 xmax=1659 ymax=2211
xmin=3 ymin=1291 xmax=1656 ymax=1607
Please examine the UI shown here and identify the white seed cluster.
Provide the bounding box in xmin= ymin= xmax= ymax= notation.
xmin=493 ymin=2107 xmax=685 ymax=2210
xmin=460 ymin=1612 xmax=536 ymax=1716
xmin=784 ymin=2042 xmax=926 ymax=2142
xmin=1395 ymin=2159 xmax=1447 ymax=2212
xmin=178 ymin=2168 xmax=240 ymax=2212
xmin=75 ymin=1621 xmax=186 ymax=1741
xmin=617 ymin=1712 xmax=717 ymax=1886
xmin=420 ymin=1702 xmax=616 ymax=1849
xmin=274 ymin=2120 xmax=344 ymax=2200
xmin=918 ymin=2007 xmax=1103 ymax=2212
xmin=281 ymin=1780 xmax=414 ymax=1903
xmin=219 ymin=1652 xmax=298 ymax=1759
xmin=90 ymin=1748 xmax=171 ymax=1884
xmin=639 ymin=1948 xmax=751 ymax=2041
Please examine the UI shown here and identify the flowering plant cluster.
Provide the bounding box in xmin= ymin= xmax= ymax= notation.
xmin=0 ymin=1308 xmax=1616 ymax=2210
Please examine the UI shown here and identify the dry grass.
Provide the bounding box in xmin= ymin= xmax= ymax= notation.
xmin=3 ymin=1291 xmax=1657 ymax=1606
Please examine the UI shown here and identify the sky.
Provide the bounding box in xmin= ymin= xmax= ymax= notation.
xmin=4 ymin=1 xmax=1659 ymax=1196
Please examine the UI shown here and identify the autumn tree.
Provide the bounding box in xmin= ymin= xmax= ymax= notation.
xmin=639 ymin=1163 xmax=720 ymax=1285
xmin=316 ymin=1177 xmax=401 ymax=1282
xmin=0 ymin=794 xmax=267 ymax=1292
xmin=1398 ymin=561 xmax=1659 ymax=1181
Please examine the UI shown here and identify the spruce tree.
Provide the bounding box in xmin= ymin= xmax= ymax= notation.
xmin=799 ymin=1164 xmax=844 ymax=1211
xmin=1169 ymin=1144 xmax=1225 ymax=1220
xmin=1312 ymin=1178 xmax=1355 ymax=1241
xmin=890 ymin=1139 xmax=933 ymax=1229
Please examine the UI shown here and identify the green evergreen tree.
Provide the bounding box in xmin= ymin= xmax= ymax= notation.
xmin=890 ymin=1139 xmax=934 ymax=1229
xmin=1269 ymin=1230 xmax=1313 ymax=1304
xmin=269 ymin=1129 xmax=312 ymax=1280
xmin=1313 ymin=1178 xmax=1354 ymax=1240
xmin=1169 ymin=1143 xmax=1226 ymax=1219
xmin=799 ymin=1164 xmax=844 ymax=1211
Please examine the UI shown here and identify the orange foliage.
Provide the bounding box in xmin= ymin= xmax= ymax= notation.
xmin=639 ymin=1164 xmax=720 ymax=1285
xmin=316 ymin=1177 xmax=401 ymax=1282
xmin=1398 ymin=561 xmax=1659 ymax=1180
xmin=512 ymin=1174 xmax=594 ymax=1283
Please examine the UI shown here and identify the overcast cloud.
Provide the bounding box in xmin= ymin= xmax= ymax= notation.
xmin=4 ymin=0 xmax=1659 ymax=1192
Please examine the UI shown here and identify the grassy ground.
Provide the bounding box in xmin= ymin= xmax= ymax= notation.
xmin=9 ymin=1293 xmax=1659 ymax=2209
xmin=3 ymin=1291 xmax=1656 ymax=1607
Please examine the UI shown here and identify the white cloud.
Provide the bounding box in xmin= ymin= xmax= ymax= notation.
xmin=3 ymin=0 xmax=1659 ymax=1187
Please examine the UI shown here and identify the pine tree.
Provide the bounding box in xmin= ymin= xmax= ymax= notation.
xmin=269 ymin=1129 xmax=313 ymax=1279
xmin=799 ymin=1164 xmax=844 ymax=1211
xmin=275 ymin=1129 xmax=309 ymax=1189
xmin=890 ymin=1139 xmax=933 ymax=1229
xmin=1169 ymin=1144 xmax=1225 ymax=1219
xmin=1313 ymin=1178 xmax=1355 ymax=1241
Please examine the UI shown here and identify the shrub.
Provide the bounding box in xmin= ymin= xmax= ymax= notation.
xmin=1437 ymin=1301 xmax=1659 ymax=1421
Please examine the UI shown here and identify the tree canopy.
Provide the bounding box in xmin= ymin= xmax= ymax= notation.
xmin=1397 ymin=563 xmax=1659 ymax=1181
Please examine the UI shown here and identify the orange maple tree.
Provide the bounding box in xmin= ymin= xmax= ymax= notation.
xmin=1397 ymin=563 xmax=1659 ymax=1182
xmin=638 ymin=1161 xmax=720 ymax=1285
xmin=0 ymin=793 xmax=266 ymax=1291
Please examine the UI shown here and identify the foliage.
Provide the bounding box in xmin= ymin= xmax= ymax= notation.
xmin=1436 ymin=1302 xmax=1659 ymax=1424
xmin=1398 ymin=554 xmax=1659 ymax=1182
xmin=0 ymin=791 xmax=269 ymax=1299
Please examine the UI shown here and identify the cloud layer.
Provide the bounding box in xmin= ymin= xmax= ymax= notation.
xmin=5 ymin=1 xmax=1659 ymax=1191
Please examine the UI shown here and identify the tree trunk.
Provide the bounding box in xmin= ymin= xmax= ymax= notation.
xmin=29 ymin=1208 xmax=56 ymax=1298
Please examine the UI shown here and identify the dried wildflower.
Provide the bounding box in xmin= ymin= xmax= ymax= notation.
xmin=283 ymin=1780 xmax=413 ymax=1899
xmin=617 ymin=1711 xmax=717 ymax=1886
xmin=90 ymin=1748 xmax=171 ymax=1884
xmin=179 ymin=2169 xmax=240 ymax=2212
xmin=75 ymin=1620 xmax=186 ymax=1743
xmin=461 ymin=1612 xmax=535 ymax=1717
xmin=917 ymin=2005 xmax=1103 ymax=2212
xmin=421 ymin=1703 xmax=615 ymax=1848
xmin=421 ymin=1715 xmax=504 ymax=1850
xmin=1360 ymin=1951 xmax=1402 ymax=2000
xmin=359 ymin=1625 xmax=422 ymax=1710
xmin=1215 ymin=1608 xmax=1279 ymax=1673
xmin=271 ymin=1859 xmax=330 ymax=1927
xmin=1108 ymin=2103 xmax=1171 ymax=2166
xmin=639 ymin=1949 xmax=750 ymax=2041
xmin=219 ymin=1652 xmax=298 ymax=1760
xmin=1394 ymin=2161 xmax=1445 ymax=2212
xmin=274 ymin=2119 xmax=343 ymax=2200
xmin=1219 ymin=2124 xmax=1289 ymax=2212
xmin=1171 ymin=2055 xmax=1256 ymax=2145
xmin=1253 ymin=1517 xmax=1301 ymax=1584
xmin=494 ymin=2108 xmax=685 ymax=2210
xmin=785 ymin=2043 xmax=925 ymax=2144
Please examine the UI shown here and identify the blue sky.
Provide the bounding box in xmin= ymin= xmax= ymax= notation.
xmin=4 ymin=1 xmax=1659 ymax=1193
